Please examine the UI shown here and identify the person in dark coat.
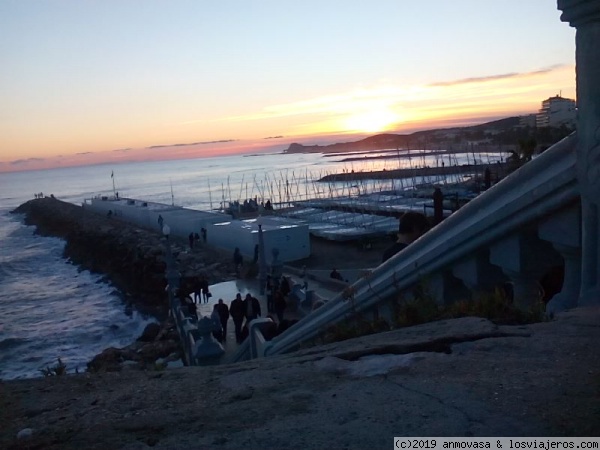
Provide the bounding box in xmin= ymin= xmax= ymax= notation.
xmin=197 ymin=275 xmax=209 ymax=303
xmin=229 ymin=293 xmax=245 ymax=343
xmin=243 ymin=293 xmax=261 ymax=325
xmin=215 ymin=299 xmax=230 ymax=342
xmin=233 ymin=247 xmax=243 ymax=276
xmin=210 ymin=304 xmax=223 ymax=342
xmin=382 ymin=211 xmax=430 ymax=262
xmin=193 ymin=278 xmax=202 ymax=304
xmin=279 ymin=276 xmax=290 ymax=297
xmin=330 ymin=268 xmax=343 ymax=281
xmin=432 ymin=187 xmax=444 ymax=225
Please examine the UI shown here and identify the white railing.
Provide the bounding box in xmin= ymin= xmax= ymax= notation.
xmin=238 ymin=134 xmax=579 ymax=359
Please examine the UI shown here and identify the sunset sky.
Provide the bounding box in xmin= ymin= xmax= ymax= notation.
xmin=0 ymin=1 xmax=576 ymax=173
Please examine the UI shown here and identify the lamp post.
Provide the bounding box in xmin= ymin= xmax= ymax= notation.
xmin=257 ymin=216 xmax=267 ymax=295
xmin=162 ymin=224 xmax=179 ymax=310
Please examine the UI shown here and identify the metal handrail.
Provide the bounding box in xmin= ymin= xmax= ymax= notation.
xmin=264 ymin=134 xmax=579 ymax=357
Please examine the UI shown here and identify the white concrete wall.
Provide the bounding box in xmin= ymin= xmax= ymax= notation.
xmin=85 ymin=197 xmax=230 ymax=237
xmin=207 ymin=217 xmax=310 ymax=263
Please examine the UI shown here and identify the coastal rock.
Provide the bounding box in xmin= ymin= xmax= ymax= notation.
xmin=1 ymin=307 xmax=599 ymax=448
xmin=11 ymin=197 xmax=235 ymax=314
xmin=137 ymin=323 xmax=161 ymax=342
xmin=16 ymin=428 xmax=33 ymax=440
xmin=87 ymin=347 xmax=131 ymax=373
xmin=137 ymin=340 xmax=181 ymax=364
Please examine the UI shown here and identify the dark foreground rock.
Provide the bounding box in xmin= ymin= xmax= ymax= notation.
xmin=12 ymin=197 xmax=235 ymax=314
xmin=87 ymin=319 xmax=181 ymax=373
xmin=1 ymin=307 xmax=599 ymax=449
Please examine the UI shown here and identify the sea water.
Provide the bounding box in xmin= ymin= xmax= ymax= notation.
xmin=0 ymin=149 xmax=504 ymax=379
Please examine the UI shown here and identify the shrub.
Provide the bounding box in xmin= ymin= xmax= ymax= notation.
xmin=40 ymin=358 xmax=67 ymax=377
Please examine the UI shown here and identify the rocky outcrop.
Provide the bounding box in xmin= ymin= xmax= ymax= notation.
xmin=1 ymin=307 xmax=599 ymax=448
xmin=12 ymin=197 xmax=235 ymax=314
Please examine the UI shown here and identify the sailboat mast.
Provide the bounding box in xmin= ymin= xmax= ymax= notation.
xmin=169 ymin=179 xmax=175 ymax=206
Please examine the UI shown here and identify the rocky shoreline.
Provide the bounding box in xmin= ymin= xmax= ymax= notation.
xmin=13 ymin=197 xmax=236 ymax=313
xmin=12 ymin=197 xmax=237 ymax=372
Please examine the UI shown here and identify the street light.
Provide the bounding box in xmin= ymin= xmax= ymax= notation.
xmin=257 ymin=216 xmax=267 ymax=295
xmin=162 ymin=224 xmax=179 ymax=309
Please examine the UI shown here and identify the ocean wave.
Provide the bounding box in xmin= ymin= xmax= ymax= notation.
xmin=0 ymin=336 xmax=29 ymax=351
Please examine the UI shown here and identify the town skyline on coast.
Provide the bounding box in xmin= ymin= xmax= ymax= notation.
xmin=1 ymin=0 xmax=576 ymax=173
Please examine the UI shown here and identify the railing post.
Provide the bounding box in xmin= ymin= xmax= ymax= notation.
xmin=558 ymin=0 xmax=600 ymax=306
xmin=490 ymin=232 xmax=562 ymax=310
xmin=452 ymin=251 xmax=507 ymax=294
xmin=538 ymin=204 xmax=582 ymax=313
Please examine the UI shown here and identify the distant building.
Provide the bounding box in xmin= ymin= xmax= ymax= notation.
xmin=536 ymin=95 xmax=576 ymax=128
xmin=519 ymin=114 xmax=537 ymax=128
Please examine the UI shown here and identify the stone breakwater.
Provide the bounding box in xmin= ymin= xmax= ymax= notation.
xmin=12 ymin=197 xmax=235 ymax=314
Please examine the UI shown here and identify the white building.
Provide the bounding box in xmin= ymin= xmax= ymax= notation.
xmin=207 ymin=216 xmax=310 ymax=263
xmin=518 ymin=114 xmax=537 ymax=128
xmin=536 ymin=95 xmax=576 ymax=128
xmin=83 ymin=196 xmax=310 ymax=263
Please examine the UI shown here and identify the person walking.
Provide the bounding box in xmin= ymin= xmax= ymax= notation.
xmin=198 ymin=275 xmax=210 ymax=303
xmin=193 ymin=278 xmax=202 ymax=304
xmin=233 ymin=247 xmax=244 ymax=277
xmin=230 ymin=293 xmax=245 ymax=343
xmin=210 ymin=304 xmax=223 ymax=342
xmin=243 ymin=293 xmax=261 ymax=326
xmin=382 ymin=211 xmax=430 ymax=262
xmin=215 ymin=299 xmax=230 ymax=342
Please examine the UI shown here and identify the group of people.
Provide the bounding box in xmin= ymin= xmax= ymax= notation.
xmin=181 ymin=289 xmax=263 ymax=344
xmin=227 ymin=292 xmax=262 ymax=343
xmin=187 ymin=228 xmax=207 ymax=249
xmin=226 ymin=198 xmax=274 ymax=216
xmin=213 ymin=277 xmax=291 ymax=344
xmin=193 ymin=275 xmax=211 ymax=303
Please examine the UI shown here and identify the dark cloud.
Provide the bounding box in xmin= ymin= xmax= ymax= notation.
xmin=264 ymin=135 xmax=284 ymax=140
xmin=428 ymin=64 xmax=567 ymax=87
xmin=11 ymin=157 xmax=45 ymax=165
xmin=147 ymin=139 xmax=236 ymax=150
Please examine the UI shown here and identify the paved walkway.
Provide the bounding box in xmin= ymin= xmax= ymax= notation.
xmin=192 ymin=272 xmax=344 ymax=360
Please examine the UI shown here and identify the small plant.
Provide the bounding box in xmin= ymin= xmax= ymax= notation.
xmin=40 ymin=358 xmax=67 ymax=377
xmin=441 ymin=287 xmax=547 ymax=325
xmin=394 ymin=281 xmax=440 ymax=327
xmin=322 ymin=279 xmax=547 ymax=346
xmin=323 ymin=317 xmax=390 ymax=344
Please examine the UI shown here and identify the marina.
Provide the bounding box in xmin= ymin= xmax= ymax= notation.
xmin=0 ymin=145 xmax=511 ymax=378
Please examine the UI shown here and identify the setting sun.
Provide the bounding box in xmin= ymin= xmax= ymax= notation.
xmin=343 ymin=109 xmax=401 ymax=133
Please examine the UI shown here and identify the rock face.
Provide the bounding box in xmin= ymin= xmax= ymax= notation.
xmin=0 ymin=307 xmax=598 ymax=449
xmin=12 ymin=197 xmax=234 ymax=314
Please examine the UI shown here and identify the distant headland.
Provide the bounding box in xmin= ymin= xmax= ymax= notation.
xmin=283 ymin=116 xmax=573 ymax=154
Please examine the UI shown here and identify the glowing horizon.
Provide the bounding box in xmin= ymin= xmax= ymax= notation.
xmin=0 ymin=1 xmax=576 ymax=173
